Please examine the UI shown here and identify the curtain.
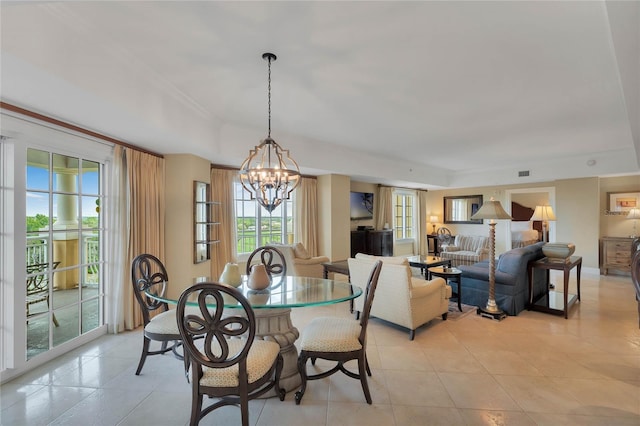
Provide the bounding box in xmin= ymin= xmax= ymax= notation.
xmin=124 ymin=148 xmax=165 ymax=331
xmin=210 ymin=167 xmax=237 ymax=280
xmin=106 ymin=145 xmax=128 ymax=333
xmin=418 ymin=190 xmax=428 ymax=255
xmin=294 ymin=178 xmax=318 ymax=257
xmin=375 ymin=186 xmax=393 ymax=232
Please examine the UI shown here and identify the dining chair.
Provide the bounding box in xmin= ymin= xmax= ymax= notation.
xmin=245 ymin=245 xmax=288 ymax=285
xmin=294 ymin=260 xmax=383 ymax=405
xmin=177 ymin=282 xmax=285 ymax=426
xmin=632 ymin=250 xmax=640 ymax=328
xmin=131 ymin=253 xmax=183 ymax=375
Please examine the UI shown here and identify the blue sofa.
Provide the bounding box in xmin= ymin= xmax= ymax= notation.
xmin=458 ymin=242 xmax=547 ymax=315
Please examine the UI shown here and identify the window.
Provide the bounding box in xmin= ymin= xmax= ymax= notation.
xmin=394 ymin=191 xmax=415 ymax=240
xmin=234 ymin=181 xmax=293 ymax=255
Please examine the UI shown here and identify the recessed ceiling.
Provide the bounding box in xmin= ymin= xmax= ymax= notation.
xmin=1 ymin=1 xmax=638 ymax=189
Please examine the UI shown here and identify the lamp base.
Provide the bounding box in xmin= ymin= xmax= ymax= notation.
xmin=477 ymin=306 xmax=507 ymax=321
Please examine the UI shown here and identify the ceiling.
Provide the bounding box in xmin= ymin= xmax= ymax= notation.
xmin=1 ymin=1 xmax=639 ymax=190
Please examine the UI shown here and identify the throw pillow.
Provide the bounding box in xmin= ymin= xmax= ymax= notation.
xmin=293 ymin=242 xmax=310 ymax=259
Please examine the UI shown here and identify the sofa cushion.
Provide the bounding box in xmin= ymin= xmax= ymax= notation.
xmin=272 ymin=242 xmax=310 ymax=259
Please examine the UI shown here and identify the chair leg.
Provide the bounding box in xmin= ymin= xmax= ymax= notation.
xmin=240 ymin=393 xmax=249 ymax=426
xmin=365 ymin=355 xmax=372 ymax=377
xmin=274 ymin=354 xmax=285 ymax=401
xmin=294 ymin=353 xmax=309 ymax=405
xmin=409 ymin=329 xmax=415 ymax=341
xmin=358 ymin=352 xmax=372 ymax=404
xmin=190 ymin=392 xmax=203 ymax=426
xmin=52 ymin=312 xmax=59 ymax=327
xmin=135 ymin=336 xmax=151 ymax=375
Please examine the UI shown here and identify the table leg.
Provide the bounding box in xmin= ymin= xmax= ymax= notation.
xmin=563 ymin=269 xmax=570 ymax=319
xmin=577 ymin=261 xmax=582 ymax=301
xmin=455 ymin=277 xmax=462 ymax=312
xmin=254 ymin=308 xmax=300 ymax=396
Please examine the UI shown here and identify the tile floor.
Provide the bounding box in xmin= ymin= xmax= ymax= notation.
xmin=2 ymin=270 xmax=639 ymax=425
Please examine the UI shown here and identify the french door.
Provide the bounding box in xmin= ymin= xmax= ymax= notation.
xmin=25 ymin=148 xmax=104 ymax=359
xmin=1 ymin=112 xmax=111 ymax=380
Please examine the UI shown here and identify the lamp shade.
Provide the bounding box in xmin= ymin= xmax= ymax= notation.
xmin=627 ymin=208 xmax=640 ymax=219
xmin=470 ymin=199 xmax=512 ymax=220
xmin=531 ymin=205 xmax=556 ymax=221
xmin=429 ymin=215 xmax=439 ymax=223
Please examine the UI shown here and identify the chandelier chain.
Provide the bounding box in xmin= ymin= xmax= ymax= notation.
xmin=267 ymin=55 xmax=272 ymax=138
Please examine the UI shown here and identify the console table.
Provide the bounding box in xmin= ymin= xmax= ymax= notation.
xmin=528 ymin=256 xmax=582 ymax=319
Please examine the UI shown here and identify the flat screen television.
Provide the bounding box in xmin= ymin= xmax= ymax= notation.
xmin=350 ymin=191 xmax=374 ymax=220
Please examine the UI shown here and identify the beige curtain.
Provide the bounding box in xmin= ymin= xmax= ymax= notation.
xmin=375 ymin=186 xmax=394 ymax=231
xmin=418 ymin=190 xmax=428 ymax=255
xmin=210 ymin=167 xmax=237 ymax=280
xmin=107 ymin=145 xmax=128 ymax=333
xmin=294 ymin=177 xmax=319 ymax=257
xmin=123 ymin=148 xmax=165 ymax=331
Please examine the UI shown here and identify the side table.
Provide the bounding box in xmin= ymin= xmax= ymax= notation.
xmin=428 ymin=266 xmax=462 ymax=311
xmin=322 ymin=260 xmax=352 ymax=312
xmin=528 ymin=256 xmax=582 ymax=319
xmin=322 ymin=260 xmax=350 ymax=279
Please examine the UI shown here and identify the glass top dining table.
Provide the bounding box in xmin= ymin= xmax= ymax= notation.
xmin=146 ymin=275 xmax=362 ymax=396
xmin=148 ymin=275 xmax=362 ymax=309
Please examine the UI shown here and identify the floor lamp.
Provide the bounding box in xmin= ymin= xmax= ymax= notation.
xmin=531 ymin=205 xmax=556 ymax=243
xmin=470 ymin=198 xmax=512 ymax=321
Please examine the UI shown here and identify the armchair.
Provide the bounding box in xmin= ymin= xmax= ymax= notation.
xmin=270 ymin=242 xmax=329 ymax=278
xmin=351 ymin=254 xmax=451 ymax=340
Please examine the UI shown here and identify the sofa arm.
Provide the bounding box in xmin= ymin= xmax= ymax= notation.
xmin=293 ymin=256 xmax=330 ymax=266
xmin=410 ymin=277 xmax=447 ymax=298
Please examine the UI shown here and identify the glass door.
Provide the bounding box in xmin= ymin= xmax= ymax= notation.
xmin=26 ymin=148 xmax=104 ymax=360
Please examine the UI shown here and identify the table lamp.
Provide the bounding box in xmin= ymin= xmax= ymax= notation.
xmin=429 ymin=215 xmax=439 ymax=234
xmin=470 ymin=198 xmax=512 ymax=321
xmin=531 ymin=205 xmax=556 ymax=243
xmin=627 ymin=208 xmax=640 ymax=238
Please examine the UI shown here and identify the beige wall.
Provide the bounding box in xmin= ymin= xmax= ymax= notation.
xmin=164 ymin=154 xmax=212 ymax=300
xmin=600 ymin=175 xmax=640 ymax=237
xmin=317 ymin=174 xmax=351 ymax=261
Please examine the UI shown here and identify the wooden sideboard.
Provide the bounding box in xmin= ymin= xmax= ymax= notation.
xmin=600 ymin=237 xmax=634 ymax=275
xmin=351 ymin=229 xmax=393 ymax=257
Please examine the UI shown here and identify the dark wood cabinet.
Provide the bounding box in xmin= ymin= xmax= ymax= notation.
xmin=351 ymin=229 xmax=393 ymax=257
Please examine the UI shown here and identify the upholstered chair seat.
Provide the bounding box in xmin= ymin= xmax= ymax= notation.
xmin=199 ymin=339 xmax=281 ymax=387
xmin=299 ymin=317 xmax=362 ymax=352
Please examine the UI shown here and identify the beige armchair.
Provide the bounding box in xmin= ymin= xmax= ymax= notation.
xmin=270 ymin=242 xmax=330 ymax=278
xmin=350 ymin=254 xmax=451 ymax=340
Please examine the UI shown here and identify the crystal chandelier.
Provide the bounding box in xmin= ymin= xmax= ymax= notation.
xmin=239 ymin=53 xmax=301 ymax=213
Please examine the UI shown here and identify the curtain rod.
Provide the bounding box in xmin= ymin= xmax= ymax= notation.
xmin=0 ymin=102 xmax=164 ymax=158
xmin=378 ymin=184 xmax=429 ymax=192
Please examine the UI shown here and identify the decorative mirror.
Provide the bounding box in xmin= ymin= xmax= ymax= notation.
xmin=194 ymin=181 xmax=219 ymax=263
xmin=443 ymin=195 xmax=483 ymax=224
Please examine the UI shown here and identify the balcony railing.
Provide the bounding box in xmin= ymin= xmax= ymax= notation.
xmin=26 ymin=234 xmax=100 ymax=284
